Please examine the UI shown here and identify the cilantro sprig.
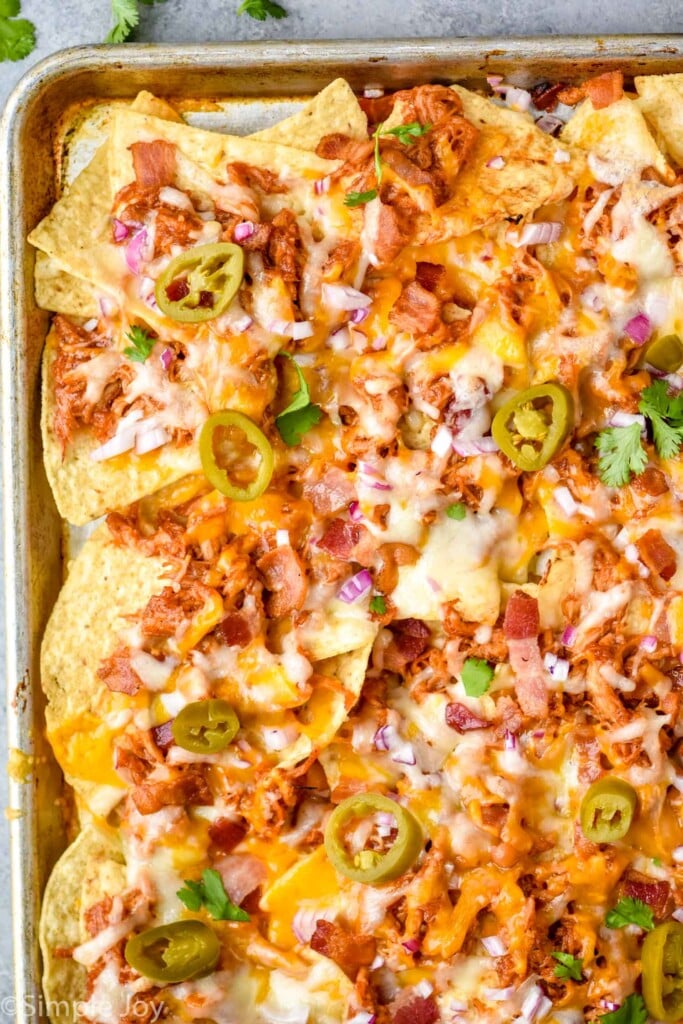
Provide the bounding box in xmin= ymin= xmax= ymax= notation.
xmin=237 ymin=0 xmax=287 ymax=18
xmin=370 ymin=595 xmax=387 ymax=615
xmin=446 ymin=502 xmax=467 ymax=521
xmin=275 ymin=352 xmax=323 ymax=446
xmin=605 ymin=896 xmax=655 ymax=931
xmin=107 ymin=0 xmax=168 ymax=44
xmin=461 ymin=657 xmax=494 ymax=697
xmin=177 ymin=868 xmax=250 ymax=922
xmin=552 ymin=951 xmax=583 ymax=981
xmin=595 ymin=380 xmax=683 ymax=487
xmin=344 ymin=120 xmax=432 ymax=207
xmin=599 ymin=994 xmax=648 ymax=1024
xmin=0 ymin=0 xmax=35 ymax=62
xmin=123 ymin=325 xmax=156 ymax=363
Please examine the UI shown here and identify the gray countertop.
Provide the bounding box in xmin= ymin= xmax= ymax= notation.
xmin=2 ymin=1 xmax=683 ymax=1020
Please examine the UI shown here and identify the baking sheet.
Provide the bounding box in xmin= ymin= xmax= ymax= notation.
xmin=2 ymin=37 xmax=683 ymax=1023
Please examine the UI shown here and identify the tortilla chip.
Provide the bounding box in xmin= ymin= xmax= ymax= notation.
xmin=251 ymin=78 xmax=367 ymax=149
xmin=561 ymin=95 xmax=673 ymax=185
xmin=40 ymin=826 xmax=124 ymax=1024
xmin=635 ymin=74 xmax=683 ymax=169
xmin=35 ymin=251 xmax=100 ymax=319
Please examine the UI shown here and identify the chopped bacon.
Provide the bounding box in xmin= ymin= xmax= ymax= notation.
xmin=636 ymin=529 xmax=677 ymax=581
xmin=115 ymin=731 xmax=165 ymax=785
xmin=309 ymin=920 xmax=376 ymax=980
xmin=98 ymin=646 xmax=142 ymax=695
xmin=445 ymin=702 xmax=489 ymax=733
xmin=208 ymin=816 xmax=248 ymax=854
xmin=130 ymin=140 xmax=176 ymax=189
xmin=621 ymin=870 xmax=671 ymax=918
xmin=391 ymin=994 xmax=440 ymax=1024
xmin=415 ymin=261 xmax=447 ymax=294
xmin=503 ymin=590 xmax=541 ymax=640
xmin=584 ymin=71 xmax=624 ymax=109
xmin=317 ymin=519 xmax=375 ymax=565
xmin=530 ymin=81 xmax=567 ymax=111
xmin=389 ymin=280 xmax=442 ymax=335
xmin=150 ymin=720 xmax=174 ymax=753
xmin=632 ymin=467 xmax=668 ymax=497
xmin=257 ymin=546 xmax=308 ymax=618
xmin=131 ymin=769 xmax=212 ymax=815
xmin=384 ymin=618 xmax=431 ymax=671
xmin=216 ymin=853 xmax=267 ymax=906
xmin=214 ymin=611 xmax=255 ymax=648
xmin=303 ymin=467 xmax=356 ymax=515
xmin=140 ymin=579 xmax=216 ymax=638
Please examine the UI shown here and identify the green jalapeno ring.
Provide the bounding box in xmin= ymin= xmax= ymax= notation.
xmin=171 ymin=699 xmax=240 ymax=754
xmin=125 ymin=920 xmax=220 ymax=984
xmin=324 ymin=793 xmax=424 ymax=886
xmin=579 ymin=776 xmax=637 ymax=844
xmin=491 ymin=382 xmax=573 ymax=472
xmin=199 ymin=410 xmax=274 ymax=501
xmin=155 ymin=242 xmax=244 ymax=324
xmin=642 ymin=334 xmax=683 ymax=374
xmin=642 ymin=921 xmax=683 ymax=1022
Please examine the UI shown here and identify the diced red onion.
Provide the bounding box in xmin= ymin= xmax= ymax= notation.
xmin=292 ymin=906 xmax=336 ymax=944
xmin=414 ymin=981 xmax=433 ymax=998
xmin=609 ymin=411 xmax=646 ymax=430
xmin=481 ymin=935 xmax=507 ymax=957
xmin=322 ymin=283 xmax=372 ymax=311
xmin=99 ymin=295 xmax=118 ymax=318
xmin=232 ymin=314 xmax=253 ymax=334
xmin=314 ymin=176 xmax=331 ymax=195
xmin=508 ymin=221 xmax=562 ymax=247
xmin=561 ymin=625 xmax=577 ymax=647
xmin=234 ymin=220 xmax=255 ymax=242
xmin=363 ymin=85 xmax=385 ymax=98
xmin=504 ymin=730 xmax=517 ymax=751
xmin=262 ymin=725 xmax=298 ymax=751
xmin=431 ymin=424 xmax=454 ymax=457
xmin=449 ymin=1001 xmax=468 ymax=1013
xmin=359 ymin=462 xmax=392 ymax=491
xmin=672 ymin=846 xmax=683 ymax=864
xmin=504 ymin=86 xmax=532 ymax=111
xmin=665 ymin=372 xmax=683 ymax=390
xmin=543 ymin=652 xmax=569 ymax=681
xmin=125 ymin=229 xmax=149 ymax=275
xmin=535 ymin=113 xmax=563 ymax=135
xmin=521 ymin=985 xmax=549 ymax=1023
xmin=371 ymin=335 xmax=387 ymax=351
xmin=483 ymin=987 xmax=515 ymax=1002
xmin=269 ymin=319 xmax=315 ymax=340
xmin=554 ymin=148 xmax=571 ymax=163
xmin=348 ymin=1013 xmax=376 ymax=1024
xmin=350 ymin=306 xmax=370 ymax=325
xmin=91 ymin=422 xmax=139 ymax=462
xmin=639 ymin=635 xmax=657 ymax=653
xmin=624 ymin=312 xmax=652 ymax=346
xmin=276 ymin=529 xmax=290 ymax=547
xmin=349 ymin=501 xmax=363 ymax=522
xmin=160 ymin=347 xmax=174 ymax=370
xmin=487 ymin=75 xmax=504 ymax=88
xmin=554 ymin=486 xmax=578 ymax=516
xmin=426 ymin=576 xmax=442 ymax=593
xmin=673 ymin=907 xmax=683 ymax=922
xmin=599 ymin=1001 xmax=620 ymax=1012
xmin=328 ymin=326 xmax=351 ymax=351
xmin=83 ymin=318 xmax=98 ymax=332
xmin=392 ymin=742 xmax=417 ymax=766
xmin=139 ymin=275 xmax=155 ymax=301
xmin=113 ymin=218 xmax=131 ymax=242
xmin=453 ymin=436 xmax=500 ymax=457
xmin=373 ymin=724 xmax=392 ymax=751
xmin=487 ymin=156 xmax=505 ymax=169
xmin=135 ymin=425 xmax=170 ymax=456
xmin=338 ymin=569 xmax=373 ymax=604
xmin=402 ymin=939 xmax=420 ymax=953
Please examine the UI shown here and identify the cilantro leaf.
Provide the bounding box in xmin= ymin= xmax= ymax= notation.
xmin=275 ymin=352 xmax=323 ymax=446
xmin=552 ymin=951 xmax=583 ymax=981
xmin=605 ymin=896 xmax=655 ymax=931
xmin=446 ymin=502 xmax=467 ymax=521
xmin=461 ymin=657 xmax=494 ymax=697
xmin=383 ymin=121 xmax=432 ymax=145
xmin=599 ymin=994 xmax=648 ymax=1024
xmin=639 ymin=379 xmax=683 ymax=461
xmin=237 ymin=0 xmax=287 ymax=19
xmin=0 ymin=1 xmax=35 ymax=63
xmin=595 ymin=423 xmax=647 ymax=488
xmin=107 ymin=0 xmax=140 ymax=42
xmin=123 ymin=325 xmax=156 ymax=363
xmin=178 ymin=868 xmax=250 ymax=922
xmin=344 ymin=189 xmax=378 ymax=208
xmin=370 ymin=595 xmax=386 ymax=615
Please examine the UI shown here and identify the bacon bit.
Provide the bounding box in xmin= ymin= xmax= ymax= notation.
xmin=389 ymin=281 xmax=442 ymax=335
xmin=150 ymin=720 xmax=174 ymax=753
xmin=115 ymin=731 xmax=165 ymax=785
xmin=503 ymin=590 xmax=540 ymax=640
xmin=415 ymin=261 xmax=447 ymax=295
xmin=257 ymin=546 xmax=308 ymax=618
xmin=621 ymin=870 xmax=671 ymax=918
xmin=303 ymin=467 xmax=356 ymax=515
xmin=530 ymin=81 xmax=567 ymax=111
xmin=97 ymin=646 xmax=142 ymax=695
xmin=140 ymin=579 xmax=216 ymax=638
xmin=131 ymin=769 xmax=212 ymax=815
xmin=636 ymin=529 xmax=677 ymax=581
xmin=632 ymin=467 xmax=668 ymax=498
xmin=384 ymin=618 xmax=431 ymax=671
xmin=130 ymin=140 xmax=176 ymax=189
xmin=216 ymin=853 xmax=268 ymax=906
xmin=391 ymin=995 xmax=440 ymax=1024
xmin=317 ymin=519 xmax=376 ymax=566
xmin=214 ymin=611 xmax=255 ymax=648
xmin=445 ymin=702 xmax=489 ymax=733
xmin=208 ymin=816 xmax=248 ymax=854
xmin=556 ymin=84 xmax=586 ymax=107
xmin=310 ymin=920 xmax=376 ymax=980
xmin=584 ymin=71 xmax=624 ymax=109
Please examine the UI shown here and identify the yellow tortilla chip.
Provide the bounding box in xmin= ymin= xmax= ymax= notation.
xmin=35 ymin=251 xmax=100 ymax=319
xmin=635 ymin=73 xmax=683 ymax=169
xmin=251 ymin=77 xmax=367 ymax=149
xmin=561 ymin=95 xmax=673 ymax=184
xmin=40 ymin=826 xmax=124 ymax=1024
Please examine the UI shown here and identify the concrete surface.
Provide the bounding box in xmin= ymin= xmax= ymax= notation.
xmin=2 ymin=0 xmax=683 ymax=1020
